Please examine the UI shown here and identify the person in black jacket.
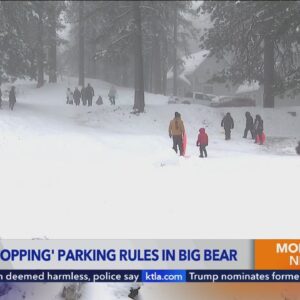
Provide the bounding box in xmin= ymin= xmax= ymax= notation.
xmin=221 ymin=112 xmax=234 ymax=140
xmin=253 ymin=114 xmax=264 ymax=145
xmin=243 ymin=111 xmax=254 ymax=139
xmin=9 ymin=86 xmax=16 ymax=111
xmin=73 ymin=87 xmax=81 ymax=106
xmin=85 ymin=83 xmax=94 ymax=107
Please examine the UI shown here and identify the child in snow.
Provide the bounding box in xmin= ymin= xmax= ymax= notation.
xmin=196 ymin=128 xmax=208 ymax=158
xmin=96 ymin=95 xmax=103 ymax=105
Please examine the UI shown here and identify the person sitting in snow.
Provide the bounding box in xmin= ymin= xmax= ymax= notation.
xmin=243 ymin=111 xmax=254 ymax=139
xmin=221 ymin=112 xmax=234 ymax=140
xmin=73 ymin=87 xmax=81 ymax=106
xmin=96 ymin=95 xmax=103 ymax=105
xmin=9 ymin=86 xmax=16 ymax=111
xmin=66 ymin=87 xmax=73 ymax=105
xmin=196 ymin=128 xmax=209 ymax=158
xmin=253 ymin=114 xmax=264 ymax=145
xmin=169 ymin=112 xmax=185 ymax=156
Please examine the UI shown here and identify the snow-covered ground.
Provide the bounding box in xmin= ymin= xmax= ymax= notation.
xmin=0 ymin=77 xmax=300 ymax=239
xmin=3 ymin=280 xmax=300 ymax=300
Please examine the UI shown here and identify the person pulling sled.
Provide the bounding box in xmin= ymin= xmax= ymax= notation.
xmin=253 ymin=114 xmax=265 ymax=145
xmin=169 ymin=112 xmax=185 ymax=156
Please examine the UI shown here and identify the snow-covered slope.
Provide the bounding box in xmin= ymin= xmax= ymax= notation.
xmin=0 ymin=78 xmax=300 ymax=239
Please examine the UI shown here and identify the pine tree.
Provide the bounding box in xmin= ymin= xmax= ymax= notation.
xmin=200 ymin=1 xmax=300 ymax=107
xmin=78 ymin=1 xmax=85 ymax=87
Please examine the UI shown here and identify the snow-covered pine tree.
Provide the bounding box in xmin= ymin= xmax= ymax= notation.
xmin=200 ymin=1 xmax=300 ymax=108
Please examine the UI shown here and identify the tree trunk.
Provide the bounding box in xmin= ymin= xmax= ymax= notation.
xmin=122 ymin=58 xmax=129 ymax=87
xmin=37 ymin=2 xmax=44 ymax=88
xmin=29 ymin=50 xmax=36 ymax=81
xmin=263 ymin=34 xmax=275 ymax=108
xmin=162 ymin=35 xmax=168 ymax=96
xmin=78 ymin=1 xmax=85 ymax=87
xmin=154 ymin=38 xmax=162 ymax=94
xmin=48 ymin=4 xmax=57 ymax=83
xmin=151 ymin=23 xmax=162 ymax=94
xmin=133 ymin=1 xmax=145 ymax=113
xmin=172 ymin=3 xmax=178 ymax=97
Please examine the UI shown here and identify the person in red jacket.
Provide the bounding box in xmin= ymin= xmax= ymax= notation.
xmin=196 ymin=128 xmax=208 ymax=158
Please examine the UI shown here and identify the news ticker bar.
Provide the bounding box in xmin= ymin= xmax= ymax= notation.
xmin=1 ymin=270 xmax=300 ymax=283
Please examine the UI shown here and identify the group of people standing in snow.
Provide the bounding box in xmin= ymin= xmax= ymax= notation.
xmin=168 ymin=110 xmax=266 ymax=158
xmin=66 ymin=83 xmax=95 ymax=107
xmin=0 ymin=86 xmax=17 ymax=111
xmin=66 ymin=84 xmax=117 ymax=107
xmin=221 ymin=111 xmax=265 ymax=144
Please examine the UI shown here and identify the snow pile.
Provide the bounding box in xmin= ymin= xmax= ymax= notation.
xmin=235 ymin=81 xmax=260 ymax=94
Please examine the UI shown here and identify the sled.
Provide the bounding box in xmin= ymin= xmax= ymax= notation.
xmin=255 ymin=132 xmax=266 ymax=144
xmin=182 ymin=132 xmax=187 ymax=156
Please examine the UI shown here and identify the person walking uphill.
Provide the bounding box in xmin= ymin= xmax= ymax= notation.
xmin=221 ymin=112 xmax=234 ymax=140
xmin=169 ymin=112 xmax=185 ymax=156
xmin=81 ymin=86 xmax=87 ymax=106
xmin=243 ymin=111 xmax=254 ymax=139
xmin=9 ymin=86 xmax=16 ymax=111
xmin=196 ymin=128 xmax=208 ymax=158
xmin=108 ymin=85 xmax=117 ymax=105
xmin=73 ymin=87 xmax=81 ymax=106
xmin=85 ymin=83 xmax=94 ymax=107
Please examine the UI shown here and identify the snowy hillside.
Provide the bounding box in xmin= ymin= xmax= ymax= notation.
xmin=0 ymin=78 xmax=300 ymax=239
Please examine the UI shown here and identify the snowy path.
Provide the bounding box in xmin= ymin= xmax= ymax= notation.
xmin=0 ymin=79 xmax=300 ymax=238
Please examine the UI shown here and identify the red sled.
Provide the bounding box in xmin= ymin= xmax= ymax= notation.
xmin=256 ymin=132 xmax=266 ymax=144
xmin=182 ymin=132 xmax=187 ymax=156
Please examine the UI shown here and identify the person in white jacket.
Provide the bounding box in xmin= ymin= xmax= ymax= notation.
xmin=66 ymin=88 xmax=73 ymax=104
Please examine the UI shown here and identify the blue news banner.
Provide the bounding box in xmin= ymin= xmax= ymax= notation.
xmin=1 ymin=270 xmax=300 ymax=283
